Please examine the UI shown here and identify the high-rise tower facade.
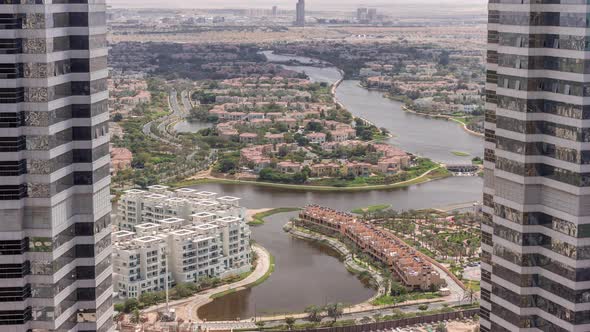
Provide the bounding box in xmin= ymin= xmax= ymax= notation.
xmin=295 ymin=0 xmax=305 ymax=27
xmin=0 ymin=1 xmax=112 ymax=332
xmin=484 ymin=2 xmax=590 ymax=331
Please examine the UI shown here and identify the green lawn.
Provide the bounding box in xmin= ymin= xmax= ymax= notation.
xmin=168 ymin=166 xmax=448 ymax=192
xmin=351 ymin=204 xmax=391 ymax=214
xmin=371 ymin=291 xmax=442 ymax=306
xmin=464 ymin=280 xmax=481 ymax=292
xmin=451 ymin=151 xmax=470 ymax=157
xmin=451 ymin=116 xmax=469 ymax=125
xmin=249 ymin=208 xmax=301 ymax=226
xmin=209 ymin=251 xmax=276 ymax=300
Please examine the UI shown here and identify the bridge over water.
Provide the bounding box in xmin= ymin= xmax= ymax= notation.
xmin=445 ymin=164 xmax=480 ymax=174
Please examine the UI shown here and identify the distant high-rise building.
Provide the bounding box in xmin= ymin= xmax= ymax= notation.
xmin=0 ymin=0 xmax=112 ymax=331
xmin=368 ymin=8 xmax=378 ymax=22
xmin=357 ymin=7 xmax=368 ymax=23
xmin=272 ymin=5 xmax=278 ymax=17
xmin=483 ymin=2 xmax=590 ymax=332
xmin=295 ymin=0 xmax=305 ymax=27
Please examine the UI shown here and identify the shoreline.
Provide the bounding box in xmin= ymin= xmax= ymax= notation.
xmin=171 ymin=166 xmax=448 ymax=192
xmin=141 ymin=243 xmax=274 ymax=323
xmin=357 ymin=81 xmax=484 ymax=138
xmin=241 ymin=222 xmax=449 ymax=323
xmin=400 ymin=105 xmax=484 ymax=138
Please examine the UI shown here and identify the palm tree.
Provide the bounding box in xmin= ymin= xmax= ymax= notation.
xmin=325 ymin=303 xmax=344 ymax=323
xmin=304 ymin=305 xmax=323 ymax=323
xmin=463 ymin=287 xmax=476 ymax=304
xmin=130 ymin=309 xmax=141 ymax=324
xmin=255 ymin=321 xmax=266 ymax=331
xmin=285 ymin=317 xmax=296 ymax=330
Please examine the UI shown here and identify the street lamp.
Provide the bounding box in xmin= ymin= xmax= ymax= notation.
xmin=164 ymin=248 xmax=170 ymax=315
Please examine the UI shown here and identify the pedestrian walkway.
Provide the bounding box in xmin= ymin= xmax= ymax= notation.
xmin=142 ymin=244 xmax=271 ymax=324
xmin=198 ymin=321 xmax=258 ymax=330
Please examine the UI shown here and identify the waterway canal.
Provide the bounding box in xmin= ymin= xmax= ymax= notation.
xmin=197 ymin=52 xmax=484 ymax=320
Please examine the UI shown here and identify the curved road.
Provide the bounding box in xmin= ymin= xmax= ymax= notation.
xmin=141 ymin=89 xmax=183 ymax=148
xmin=142 ymin=244 xmax=271 ymax=331
xmin=187 ymin=244 xmax=271 ymax=322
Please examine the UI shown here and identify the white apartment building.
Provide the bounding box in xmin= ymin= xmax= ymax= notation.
xmin=113 ymin=187 xmax=252 ymax=299
xmin=117 ymin=185 xmax=244 ymax=230
xmin=112 ymin=230 xmax=172 ymax=299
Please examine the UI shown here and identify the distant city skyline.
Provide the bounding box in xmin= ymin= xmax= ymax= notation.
xmin=109 ymin=0 xmax=486 ymax=13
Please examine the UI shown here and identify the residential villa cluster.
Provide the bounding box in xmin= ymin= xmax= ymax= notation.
xmin=107 ymin=73 xmax=154 ymax=175
xmin=241 ymin=140 xmax=410 ymax=178
xmin=196 ymin=75 xmax=412 ymax=179
xmin=272 ymin=42 xmax=485 ymax=132
xmin=364 ymin=67 xmax=482 ymax=115
xmin=113 ymin=186 xmax=252 ymax=299
xmin=297 ymin=205 xmax=444 ymax=290
xmin=109 ymin=74 xmax=153 ymax=118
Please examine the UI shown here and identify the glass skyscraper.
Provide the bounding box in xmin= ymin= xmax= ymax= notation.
xmin=484 ymin=1 xmax=590 ymax=331
xmin=0 ymin=1 xmax=112 ymax=331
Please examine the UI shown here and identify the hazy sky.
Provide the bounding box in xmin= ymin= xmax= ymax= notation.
xmin=109 ymin=0 xmax=486 ymax=12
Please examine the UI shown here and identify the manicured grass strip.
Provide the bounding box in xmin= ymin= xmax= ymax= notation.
xmin=370 ymin=292 xmax=442 ymax=306
xmin=464 ymin=280 xmax=481 ymax=292
xmin=451 ymin=151 xmax=470 ymax=157
xmin=351 ymin=204 xmax=391 ymax=214
xmin=248 ymin=252 xmax=276 ymax=288
xmin=169 ymin=167 xmax=447 ymax=192
xmin=249 ymin=208 xmax=301 ymax=226
xmin=209 ymin=251 xmax=275 ymax=300
xmin=211 ymin=288 xmax=236 ymax=299
xmin=451 ymin=117 xmax=469 ymax=125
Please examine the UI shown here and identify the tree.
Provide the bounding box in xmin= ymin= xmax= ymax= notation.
xmin=130 ymin=308 xmax=141 ymax=323
xmin=435 ymin=323 xmax=448 ymax=332
xmin=305 ymin=121 xmax=324 ymax=132
xmin=325 ymin=303 xmax=344 ymax=323
xmin=294 ymin=134 xmax=309 ymax=147
xmin=390 ymin=281 xmax=408 ymax=297
xmin=304 ymin=305 xmax=323 ymax=322
xmin=123 ymin=298 xmax=140 ymax=313
xmin=285 ymin=317 xmax=296 ymax=330
xmin=174 ymin=283 xmax=194 ymax=298
xmin=418 ymin=304 xmax=429 ymax=311
xmin=463 ymin=288 xmax=476 ymax=304
xmin=439 ymin=50 xmax=450 ymax=66
xmin=359 ymin=316 xmax=372 ymax=324
xmin=293 ymin=172 xmax=308 ymax=184
xmin=255 ymin=321 xmax=266 ymax=331
xmin=113 ymin=113 xmax=124 ymax=122
xmin=372 ymin=313 xmax=382 ymax=322
xmin=216 ymin=156 xmax=239 ymax=173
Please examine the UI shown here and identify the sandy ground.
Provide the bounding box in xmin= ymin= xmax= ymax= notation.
xmin=246 ymin=208 xmax=273 ymax=222
xmin=463 ymin=266 xmax=481 ymax=281
xmin=443 ymin=321 xmax=478 ymax=331
xmin=412 ymin=321 xmax=478 ymax=332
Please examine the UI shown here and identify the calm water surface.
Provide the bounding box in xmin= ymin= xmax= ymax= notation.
xmin=198 ymin=211 xmax=375 ymax=321
xmin=195 ymin=177 xmax=482 ymax=321
xmin=265 ymin=51 xmax=483 ymax=164
xmin=197 ymin=53 xmax=484 ymax=321
xmin=192 ymin=177 xmax=482 ymax=211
